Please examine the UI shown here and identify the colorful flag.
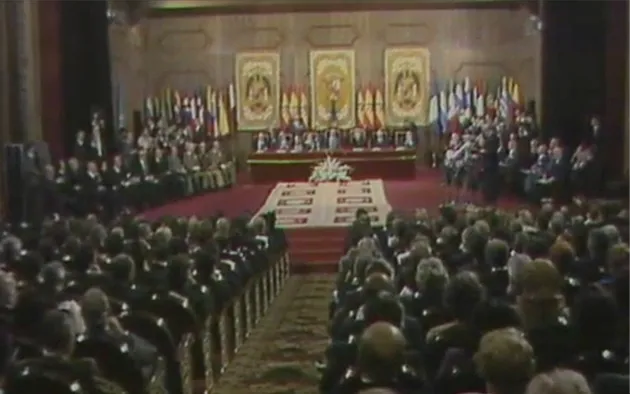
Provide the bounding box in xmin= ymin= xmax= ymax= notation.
xmin=428 ymin=95 xmax=439 ymax=131
xmin=210 ymin=91 xmax=218 ymax=136
xmin=280 ymin=90 xmax=290 ymax=127
xmin=374 ymin=89 xmax=385 ymax=129
xmin=364 ymin=87 xmax=375 ymax=129
xmin=511 ymin=82 xmax=520 ymax=106
xmin=439 ymin=90 xmax=448 ymax=133
xmin=463 ymin=77 xmax=472 ymax=109
xmin=299 ymin=89 xmax=309 ymax=128
xmin=356 ymin=89 xmax=365 ymax=128
xmin=475 ymin=94 xmax=485 ymax=118
xmin=289 ymin=88 xmax=299 ymax=121
xmin=228 ymin=83 xmax=236 ymax=110
xmin=219 ymin=92 xmax=230 ymax=136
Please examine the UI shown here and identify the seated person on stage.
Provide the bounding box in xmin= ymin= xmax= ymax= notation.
xmin=130 ymin=148 xmax=159 ymax=208
xmin=183 ymin=142 xmax=205 ymax=193
xmin=304 ymin=130 xmax=321 ymax=151
xmin=42 ymin=164 xmax=64 ymax=216
xmin=209 ymin=140 xmax=234 ymax=187
xmin=373 ymin=128 xmax=391 ymax=149
xmin=279 ymin=132 xmax=292 ymax=151
xmin=403 ymin=130 xmax=416 ymax=150
xmin=350 ymin=128 xmax=368 ymax=150
xmin=83 ymin=161 xmax=106 ymax=214
xmin=292 ymin=134 xmax=305 ymax=153
xmin=524 ymin=143 xmax=553 ymax=202
xmin=198 ymin=142 xmax=219 ymax=190
xmin=255 ymin=131 xmax=269 ymax=153
xmin=570 ymin=143 xmax=594 ymax=197
xmin=443 ymin=133 xmax=467 ymax=188
xmin=499 ymin=138 xmax=521 ymax=192
xmin=166 ymin=145 xmax=191 ymax=196
xmin=328 ymin=128 xmax=341 ymax=150
xmin=103 ymin=155 xmax=129 ymax=211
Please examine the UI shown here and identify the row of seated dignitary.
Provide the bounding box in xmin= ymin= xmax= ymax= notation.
xmin=319 ymin=202 xmax=629 ymax=394
xmin=0 ymin=212 xmax=287 ymax=394
xmin=31 ymin=139 xmax=235 ymax=219
xmin=444 ymin=129 xmax=597 ymax=203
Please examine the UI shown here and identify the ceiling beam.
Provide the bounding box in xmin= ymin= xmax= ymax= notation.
xmin=147 ymin=0 xmax=522 ymax=17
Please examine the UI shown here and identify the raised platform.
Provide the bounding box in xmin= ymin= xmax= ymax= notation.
xmin=247 ymin=149 xmax=416 ymax=184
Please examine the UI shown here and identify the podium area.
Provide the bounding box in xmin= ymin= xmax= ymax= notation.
xmin=247 ymin=149 xmax=416 ymax=184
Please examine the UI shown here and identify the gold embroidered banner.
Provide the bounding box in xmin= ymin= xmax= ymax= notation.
xmin=309 ymin=49 xmax=356 ymax=129
xmin=235 ymin=52 xmax=280 ymax=130
xmin=384 ymin=47 xmax=430 ymax=126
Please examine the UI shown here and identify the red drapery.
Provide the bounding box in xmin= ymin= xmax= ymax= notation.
xmin=38 ymin=0 xmax=63 ymax=159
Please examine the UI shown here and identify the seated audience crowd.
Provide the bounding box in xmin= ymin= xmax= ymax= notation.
xmin=26 ymin=120 xmax=236 ymax=221
xmin=0 ymin=211 xmax=287 ymax=394
xmin=321 ymin=201 xmax=629 ymax=394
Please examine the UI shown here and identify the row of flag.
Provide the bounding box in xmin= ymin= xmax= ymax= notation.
xmin=141 ymin=75 xmax=522 ymax=134
xmin=144 ymin=84 xmax=236 ymax=137
xmin=357 ymin=87 xmax=386 ymax=130
xmin=279 ymin=88 xmax=309 ymax=128
xmin=427 ymin=76 xmax=522 ymax=133
xmin=277 ymin=86 xmax=387 ymax=130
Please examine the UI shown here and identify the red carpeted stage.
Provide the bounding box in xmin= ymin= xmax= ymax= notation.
xmin=142 ymin=169 xmax=522 ymax=274
xmin=247 ymin=149 xmax=416 ymax=183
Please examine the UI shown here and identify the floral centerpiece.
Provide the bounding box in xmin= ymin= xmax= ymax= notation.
xmin=309 ymin=154 xmax=353 ymax=182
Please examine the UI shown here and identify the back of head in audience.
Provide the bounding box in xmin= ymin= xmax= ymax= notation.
xmin=444 ymin=271 xmax=486 ymax=324
xmin=516 ymin=259 xmax=565 ymax=329
xmin=81 ymin=287 xmax=110 ymax=329
xmin=525 ymin=369 xmax=592 ymax=394
xmin=358 ymin=322 xmax=406 ymax=383
xmin=363 ymin=291 xmax=404 ymax=327
xmin=415 ymin=257 xmax=448 ymax=300
xmin=40 ymin=310 xmax=76 ymax=356
xmin=474 ymin=327 xmax=535 ymax=394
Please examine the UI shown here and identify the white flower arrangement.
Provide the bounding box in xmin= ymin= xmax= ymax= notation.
xmin=309 ymin=155 xmax=353 ymax=182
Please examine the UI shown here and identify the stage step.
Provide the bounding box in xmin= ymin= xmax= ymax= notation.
xmin=285 ymin=227 xmax=347 ymax=274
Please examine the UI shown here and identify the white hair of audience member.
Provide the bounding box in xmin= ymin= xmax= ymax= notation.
xmin=507 ymin=253 xmax=532 ymax=294
xmin=415 ymin=257 xmax=449 ymax=293
xmin=155 ymin=226 xmax=172 ymax=242
xmin=0 ymin=271 xmax=17 ymax=309
xmin=525 ymin=369 xmax=592 ymax=394
xmin=58 ymin=300 xmax=86 ymax=336
xmin=601 ymin=224 xmax=621 ymax=244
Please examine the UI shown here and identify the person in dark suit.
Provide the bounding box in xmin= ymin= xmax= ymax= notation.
xmin=80 ymin=288 xmax=158 ymax=380
xmin=41 ymin=164 xmax=63 ymax=217
xmin=23 ymin=145 xmax=43 ymax=224
xmin=480 ymin=131 xmax=500 ymax=204
xmin=331 ymin=322 xmax=423 ymax=394
xmin=7 ymin=309 xmax=110 ymax=392
xmin=72 ymin=130 xmax=96 ymax=162
xmin=14 ymin=262 xmax=70 ymax=338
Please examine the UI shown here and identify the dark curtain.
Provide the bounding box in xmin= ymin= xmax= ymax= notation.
xmin=60 ymin=0 xmax=113 ymax=157
xmin=541 ymin=0 xmax=607 ymax=149
xmin=4 ymin=1 xmax=23 ymax=143
xmin=38 ymin=0 xmax=64 ymax=159
xmin=541 ymin=0 xmax=629 ymax=176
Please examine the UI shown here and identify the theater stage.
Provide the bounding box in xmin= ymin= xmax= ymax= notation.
xmin=247 ymin=149 xmax=416 ymax=184
xmin=142 ymin=169 xmax=522 ymax=274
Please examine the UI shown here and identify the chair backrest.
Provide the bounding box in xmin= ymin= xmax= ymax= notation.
xmin=6 ymin=363 xmax=86 ymax=394
xmin=140 ymin=293 xmax=198 ymax=344
xmin=119 ymin=311 xmax=176 ymax=364
xmin=74 ymin=335 xmax=144 ymax=394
